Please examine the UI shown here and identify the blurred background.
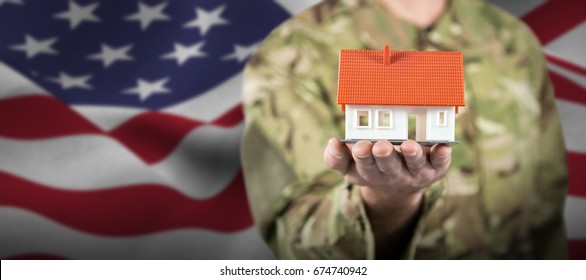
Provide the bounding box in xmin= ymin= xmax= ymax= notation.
xmin=0 ymin=0 xmax=583 ymax=259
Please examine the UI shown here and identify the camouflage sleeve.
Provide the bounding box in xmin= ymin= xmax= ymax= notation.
xmin=530 ymin=46 xmax=569 ymax=259
xmin=240 ymin=36 xmax=375 ymax=258
xmin=516 ymin=20 xmax=569 ymax=258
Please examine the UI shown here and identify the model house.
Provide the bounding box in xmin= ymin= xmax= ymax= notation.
xmin=337 ymin=45 xmax=465 ymax=143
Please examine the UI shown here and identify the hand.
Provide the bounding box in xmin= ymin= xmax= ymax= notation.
xmin=323 ymin=138 xmax=452 ymax=258
xmin=324 ymin=138 xmax=451 ymax=201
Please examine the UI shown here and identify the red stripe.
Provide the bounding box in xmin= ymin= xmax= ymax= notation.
xmin=103 ymin=105 xmax=243 ymax=163
xmin=110 ymin=105 xmax=243 ymax=164
xmin=548 ymin=70 xmax=586 ymax=106
xmin=212 ymin=103 xmax=244 ymax=127
xmin=547 ymin=54 xmax=586 ymax=77
xmin=5 ymin=254 xmax=68 ymax=260
xmin=108 ymin=111 xmax=205 ymax=164
xmin=0 ymin=95 xmax=101 ymax=138
xmin=522 ymin=0 xmax=586 ymax=45
xmin=567 ymin=152 xmax=586 ymax=198
xmin=568 ymin=240 xmax=586 ymax=260
xmin=0 ymin=95 xmax=243 ymax=164
xmin=0 ymin=170 xmax=253 ymax=235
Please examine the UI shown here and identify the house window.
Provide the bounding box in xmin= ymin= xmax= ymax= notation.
xmin=356 ymin=110 xmax=370 ymax=128
xmin=376 ymin=110 xmax=392 ymax=128
xmin=437 ymin=110 xmax=448 ymax=127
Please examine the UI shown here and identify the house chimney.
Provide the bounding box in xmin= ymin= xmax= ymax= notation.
xmin=384 ymin=45 xmax=390 ymax=65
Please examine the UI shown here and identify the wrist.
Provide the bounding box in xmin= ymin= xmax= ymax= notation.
xmin=359 ymin=185 xmax=425 ymax=258
xmin=360 ymin=185 xmax=423 ymax=234
xmin=360 ymin=185 xmax=424 ymax=214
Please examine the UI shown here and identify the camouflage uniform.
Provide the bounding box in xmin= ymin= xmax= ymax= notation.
xmin=241 ymin=0 xmax=568 ymax=259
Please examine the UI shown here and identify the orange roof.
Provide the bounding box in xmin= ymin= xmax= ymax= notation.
xmin=337 ymin=45 xmax=465 ymax=110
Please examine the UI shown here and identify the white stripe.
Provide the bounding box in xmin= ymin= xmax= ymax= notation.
xmin=0 ymin=207 xmax=274 ymax=259
xmin=275 ymin=0 xmax=320 ymax=15
xmin=0 ymin=135 xmax=168 ymax=189
xmin=0 ymin=62 xmax=46 ymax=100
xmin=564 ymin=196 xmax=586 ymax=239
xmin=545 ymin=21 xmax=586 ymax=69
xmin=488 ymin=0 xmax=546 ymax=17
xmin=153 ymin=124 xmax=243 ymax=199
xmin=556 ymin=99 xmax=586 ymax=154
xmin=163 ymin=74 xmax=243 ymax=122
xmin=490 ymin=0 xmax=545 ymax=17
xmin=72 ymin=105 xmax=145 ymax=131
xmin=0 ymin=124 xmax=243 ymax=199
xmin=0 ymin=63 xmax=144 ymax=132
xmin=548 ymin=61 xmax=586 ymax=90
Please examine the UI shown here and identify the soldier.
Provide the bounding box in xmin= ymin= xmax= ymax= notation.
xmin=241 ymin=0 xmax=568 ymax=259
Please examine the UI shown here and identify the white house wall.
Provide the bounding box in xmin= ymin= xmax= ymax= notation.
xmin=425 ymin=106 xmax=456 ymax=141
xmin=344 ymin=105 xmax=457 ymax=141
xmin=345 ymin=105 xmax=408 ymax=140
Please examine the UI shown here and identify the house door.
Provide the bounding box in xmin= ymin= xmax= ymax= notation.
xmin=412 ymin=109 xmax=427 ymax=141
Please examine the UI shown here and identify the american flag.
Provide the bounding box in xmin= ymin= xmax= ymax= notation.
xmin=0 ymin=0 xmax=584 ymax=259
xmin=0 ymin=0 xmax=296 ymax=259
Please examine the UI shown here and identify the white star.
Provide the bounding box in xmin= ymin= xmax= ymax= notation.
xmin=11 ymin=35 xmax=58 ymax=59
xmin=87 ymin=44 xmax=134 ymax=68
xmin=183 ymin=5 xmax=229 ymax=36
xmin=221 ymin=43 xmax=259 ymax=63
xmin=47 ymin=72 xmax=93 ymax=90
xmin=161 ymin=41 xmax=206 ymax=66
xmin=125 ymin=2 xmax=170 ymax=31
xmin=0 ymin=0 xmax=23 ymax=7
xmin=123 ymin=77 xmax=171 ymax=101
xmin=54 ymin=1 xmax=100 ymax=30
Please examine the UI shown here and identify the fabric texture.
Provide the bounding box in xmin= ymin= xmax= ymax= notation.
xmin=241 ymin=0 xmax=568 ymax=259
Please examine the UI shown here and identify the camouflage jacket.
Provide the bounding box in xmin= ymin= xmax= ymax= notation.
xmin=241 ymin=0 xmax=568 ymax=259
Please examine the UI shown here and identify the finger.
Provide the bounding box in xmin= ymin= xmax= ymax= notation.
xmin=372 ymin=140 xmax=403 ymax=176
xmin=344 ymin=142 xmax=354 ymax=150
xmin=324 ymin=138 xmax=352 ymax=174
xmin=400 ymin=140 xmax=426 ymax=175
xmin=343 ymin=169 xmax=370 ymax=187
xmin=429 ymin=144 xmax=452 ymax=170
xmin=351 ymin=140 xmax=376 ymax=171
